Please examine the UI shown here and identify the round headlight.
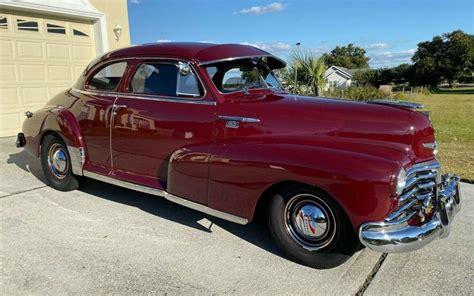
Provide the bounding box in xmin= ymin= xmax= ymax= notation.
xmin=396 ymin=168 xmax=407 ymax=195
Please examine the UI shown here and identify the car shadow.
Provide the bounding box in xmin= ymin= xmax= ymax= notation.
xmin=7 ymin=149 xmax=48 ymax=184
xmin=7 ymin=149 xmax=285 ymax=260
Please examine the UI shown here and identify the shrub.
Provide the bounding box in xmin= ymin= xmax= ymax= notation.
xmin=321 ymin=86 xmax=390 ymax=101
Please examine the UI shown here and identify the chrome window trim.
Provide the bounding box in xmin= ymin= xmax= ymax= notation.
xmin=71 ymin=88 xmax=216 ymax=106
xmin=83 ymin=57 xmax=209 ymax=101
xmin=129 ymin=60 xmax=206 ymax=99
xmin=204 ymin=63 xmax=283 ymax=96
xmin=84 ymin=60 xmax=128 ymax=93
xmin=83 ymin=170 xmax=248 ymax=225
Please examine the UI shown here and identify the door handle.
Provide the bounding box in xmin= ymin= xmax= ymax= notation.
xmin=217 ymin=115 xmax=260 ymax=123
xmin=217 ymin=115 xmax=260 ymax=129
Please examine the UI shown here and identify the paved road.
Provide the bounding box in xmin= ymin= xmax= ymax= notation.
xmin=1 ymin=138 xmax=472 ymax=294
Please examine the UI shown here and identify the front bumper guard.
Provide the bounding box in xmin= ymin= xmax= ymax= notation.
xmin=359 ymin=174 xmax=461 ymax=253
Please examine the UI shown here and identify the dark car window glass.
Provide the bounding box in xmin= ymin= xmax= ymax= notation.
xmin=176 ymin=70 xmax=202 ymax=97
xmin=131 ymin=63 xmax=203 ymax=98
xmin=131 ymin=63 xmax=177 ymax=96
xmin=87 ymin=62 xmax=127 ymax=91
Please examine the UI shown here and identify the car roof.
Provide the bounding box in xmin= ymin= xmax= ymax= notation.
xmin=96 ymin=42 xmax=285 ymax=68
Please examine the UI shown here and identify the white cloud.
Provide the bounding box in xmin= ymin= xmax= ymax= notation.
xmin=235 ymin=2 xmax=286 ymax=15
xmin=369 ymin=48 xmax=416 ymax=67
xmin=156 ymin=39 xmax=172 ymax=43
xmin=240 ymin=41 xmax=291 ymax=52
xmin=198 ymin=40 xmax=218 ymax=44
xmin=130 ymin=0 xmax=141 ymax=4
xmin=365 ymin=43 xmax=390 ymax=50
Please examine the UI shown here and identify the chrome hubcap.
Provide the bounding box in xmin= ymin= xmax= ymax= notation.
xmin=284 ymin=194 xmax=336 ymax=251
xmin=47 ymin=143 xmax=69 ymax=179
xmin=294 ymin=204 xmax=328 ymax=239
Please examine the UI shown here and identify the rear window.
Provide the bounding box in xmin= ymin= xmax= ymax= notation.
xmin=87 ymin=62 xmax=127 ymax=91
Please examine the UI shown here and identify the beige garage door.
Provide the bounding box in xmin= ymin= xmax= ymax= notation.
xmin=0 ymin=10 xmax=97 ymax=137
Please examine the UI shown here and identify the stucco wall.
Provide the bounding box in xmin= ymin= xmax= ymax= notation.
xmin=90 ymin=0 xmax=131 ymax=50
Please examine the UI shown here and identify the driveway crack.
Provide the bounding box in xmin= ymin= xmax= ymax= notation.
xmin=355 ymin=253 xmax=388 ymax=295
xmin=0 ymin=185 xmax=48 ymax=198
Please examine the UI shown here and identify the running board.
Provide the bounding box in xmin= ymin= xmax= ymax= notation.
xmin=83 ymin=170 xmax=249 ymax=225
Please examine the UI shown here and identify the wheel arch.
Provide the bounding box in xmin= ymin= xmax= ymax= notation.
xmin=253 ymin=180 xmax=356 ymax=233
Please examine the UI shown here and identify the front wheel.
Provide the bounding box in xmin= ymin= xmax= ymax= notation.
xmin=41 ymin=134 xmax=82 ymax=191
xmin=267 ymin=185 xmax=359 ymax=269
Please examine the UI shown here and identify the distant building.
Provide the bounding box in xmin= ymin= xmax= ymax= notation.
xmin=323 ymin=66 xmax=353 ymax=91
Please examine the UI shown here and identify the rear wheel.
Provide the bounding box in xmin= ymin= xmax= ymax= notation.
xmin=267 ymin=185 xmax=359 ymax=269
xmin=41 ymin=134 xmax=82 ymax=191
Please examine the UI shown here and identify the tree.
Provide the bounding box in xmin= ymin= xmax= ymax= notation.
xmin=282 ymin=50 xmax=326 ymax=95
xmin=322 ymin=43 xmax=370 ymax=69
xmin=412 ymin=30 xmax=474 ymax=87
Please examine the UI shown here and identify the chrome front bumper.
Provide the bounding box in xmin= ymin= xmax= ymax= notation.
xmin=359 ymin=174 xmax=461 ymax=253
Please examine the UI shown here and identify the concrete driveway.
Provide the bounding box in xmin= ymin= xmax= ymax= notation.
xmin=1 ymin=137 xmax=472 ymax=294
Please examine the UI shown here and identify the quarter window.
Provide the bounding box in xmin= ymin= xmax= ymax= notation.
xmin=130 ymin=62 xmax=203 ymax=98
xmin=47 ymin=23 xmax=66 ymax=34
xmin=0 ymin=16 xmax=7 ymax=29
xmin=17 ymin=19 xmax=39 ymax=32
xmin=87 ymin=62 xmax=127 ymax=91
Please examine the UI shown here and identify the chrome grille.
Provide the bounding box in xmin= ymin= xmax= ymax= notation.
xmin=386 ymin=161 xmax=440 ymax=222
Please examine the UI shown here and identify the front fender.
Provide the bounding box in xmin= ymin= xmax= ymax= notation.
xmin=207 ymin=140 xmax=400 ymax=229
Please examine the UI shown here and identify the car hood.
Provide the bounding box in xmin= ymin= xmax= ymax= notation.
xmin=226 ymin=92 xmax=436 ymax=166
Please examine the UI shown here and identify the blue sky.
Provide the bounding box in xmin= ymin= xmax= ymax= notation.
xmin=128 ymin=0 xmax=473 ymax=68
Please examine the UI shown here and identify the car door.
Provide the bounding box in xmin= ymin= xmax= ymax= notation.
xmin=110 ymin=59 xmax=215 ymax=205
xmin=77 ymin=61 xmax=128 ymax=175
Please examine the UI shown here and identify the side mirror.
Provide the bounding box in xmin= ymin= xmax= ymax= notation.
xmin=178 ymin=62 xmax=191 ymax=76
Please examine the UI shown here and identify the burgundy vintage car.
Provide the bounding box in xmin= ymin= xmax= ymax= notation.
xmin=17 ymin=43 xmax=461 ymax=268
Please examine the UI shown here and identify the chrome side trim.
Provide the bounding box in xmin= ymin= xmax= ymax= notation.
xmin=118 ymin=93 xmax=217 ymax=106
xmin=217 ymin=115 xmax=261 ymax=123
xmin=67 ymin=146 xmax=84 ymax=176
xmin=369 ymin=100 xmax=424 ymax=110
xmin=82 ymin=170 xmax=249 ymax=225
xmin=72 ymin=88 xmax=217 ymax=106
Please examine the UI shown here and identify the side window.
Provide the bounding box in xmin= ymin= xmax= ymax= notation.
xmin=130 ymin=62 xmax=203 ymax=98
xmin=87 ymin=62 xmax=127 ymax=91
xmin=176 ymin=66 xmax=202 ymax=97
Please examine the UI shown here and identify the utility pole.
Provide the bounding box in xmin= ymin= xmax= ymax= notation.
xmin=295 ymin=42 xmax=301 ymax=91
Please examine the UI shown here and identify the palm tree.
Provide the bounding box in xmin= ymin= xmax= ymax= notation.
xmin=285 ymin=50 xmax=326 ymax=96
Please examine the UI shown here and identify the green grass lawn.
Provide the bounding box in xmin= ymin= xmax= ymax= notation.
xmin=405 ymin=89 xmax=474 ymax=181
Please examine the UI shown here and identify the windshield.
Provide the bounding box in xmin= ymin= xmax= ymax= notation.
xmin=205 ymin=58 xmax=282 ymax=93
